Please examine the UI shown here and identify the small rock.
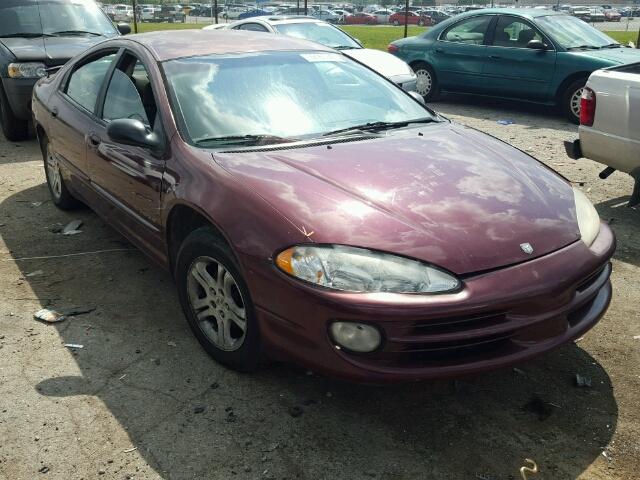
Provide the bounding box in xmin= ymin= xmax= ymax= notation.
xmin=38 ymin=466 xmax=49 ymax=474
xmin=98 ymin=469 xmax=106 ymax=475
xmin=194 ymin=405 xmax=205 ymax=414
xmin=153 ymin=358 xmax=161 ymax=366
xmin=62 ymin=219 xmax=83 ymax=235
xmin=210 ymin=382 xmax=219 ymax=389
xmin=575 ymin=374 xmax=592 ymax=388
xmin=167 ymin=341 xmax=177 ymax=347
xmin=243 ymin=466 xmax=251 ymax=473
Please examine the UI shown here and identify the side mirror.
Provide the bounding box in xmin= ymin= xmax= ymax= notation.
xmin=527 ymin=39 xmax=548 ymax=50
xmin=107 ymin=119 xmax=162 ymax=151
xmin=117 ymin=23 xmax=131 ymax=35
xmin=409 ymin=91 xmax=425 ymax=104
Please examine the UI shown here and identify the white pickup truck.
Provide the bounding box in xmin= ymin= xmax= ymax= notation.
xmin=565 ymin=63 xmax=640 ymax=207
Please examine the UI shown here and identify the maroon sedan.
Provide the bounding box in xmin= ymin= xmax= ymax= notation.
xmin=389 ymin=11 xmax=432 ymax=26
xmin=344 ymin=12 xmax=378 ymax=24
xmin=32 ymin=31 xmax=614 ymax=383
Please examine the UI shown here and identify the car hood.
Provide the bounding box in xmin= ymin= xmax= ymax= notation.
xmin=342 ymin=48 xmax=414 ymax=79
xmin=0 ymin=35 xmax=112 ymax=66
xmin=213 ymin=122 xmax=580 ymax=275
xmin=570 ymin=47 xmax=640 ymax=64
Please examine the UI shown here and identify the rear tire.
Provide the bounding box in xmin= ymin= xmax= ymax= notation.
xmin=562 ymin=78 xmax=587 ymax=124
xmin=41 ymin=136 xmax=80 ymax=210
xmin=175 ymin=227 xmax=261 ymax=372
xmin=0 ymin=86 xmax=29 ymax=142
xmin=412 ymin=62 xmax=438 ymax=101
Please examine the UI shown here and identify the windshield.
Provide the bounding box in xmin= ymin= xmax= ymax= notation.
xmin=164 ymin=51 xmax=433 ymax=146
xmin=0 ymin=0 xmax=117 ymax=37
xmin=274 ymin=22 xmax=360 ymax=49
xmin=537 ymin=14 xmax=617 ymax=48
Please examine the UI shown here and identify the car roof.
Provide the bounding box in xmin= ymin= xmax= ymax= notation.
xmin=455 ymin=7 xmax=565 ymax=19
xmin=122 ymin=29 xmax=333 ymax=61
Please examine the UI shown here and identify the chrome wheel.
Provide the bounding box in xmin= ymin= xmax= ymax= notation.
xmin=570 ymin=87 xmax=583 ymax=120
xmin=46 ymin=147 xmax=62 ymax=200
xmin=415 ymin=68 xmax=432 ymax=97
xmin=187 ymin=256 xmax=247 ymax=352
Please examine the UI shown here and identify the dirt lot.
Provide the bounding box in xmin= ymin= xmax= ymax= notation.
xmin=0 ymin=96 xmax=638 ymax=480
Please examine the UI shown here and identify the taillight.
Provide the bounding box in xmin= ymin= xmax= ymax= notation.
xmin=580 ymin=87 xmax=596 ymax=126
xmin=387 ymin=43 xmax=399 ymax=54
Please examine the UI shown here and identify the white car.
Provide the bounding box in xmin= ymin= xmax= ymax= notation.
xmin=565 ymin=63 xmax=640 ymax=206
xmin=205 ymin=17 xmax=417 ymax=91
xmin=312 ymin=9 xmax=341 ymax=23
xmin=371 ymin=9 xmax=393 ymax=23
xmin=141 ymin=7 xmax=157 ymax=21
xmin=112 ymin=4 xmax=133 ymax=22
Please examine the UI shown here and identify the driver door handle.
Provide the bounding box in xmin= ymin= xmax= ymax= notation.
xmin=87 ymin=133 xmax=101 ymax=147
xmin=489 ymin=55 xmax=502 ymax=59
xmin=434 ymin=48 xmax=444 ymax=53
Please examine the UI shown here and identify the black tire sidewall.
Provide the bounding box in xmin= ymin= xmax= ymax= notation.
xmin=0 ymin=86 xmax=29 ymax=142
xmin=563 ymin=78 xmax=586 ymax=125
xmin=175 ymin=228 xmax=260 ymax=372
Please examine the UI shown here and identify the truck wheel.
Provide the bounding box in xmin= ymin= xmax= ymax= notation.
xmin=0 ymin=86 xmax=29 ymax=141
xmin=562 ymin=78 xmax=586 ymax=125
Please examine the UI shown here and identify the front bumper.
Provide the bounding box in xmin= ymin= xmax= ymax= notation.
xmin=243 ymin=223 xmax=615 ymax=383
xmin=1 ymin=77 xmax=38 ymax=120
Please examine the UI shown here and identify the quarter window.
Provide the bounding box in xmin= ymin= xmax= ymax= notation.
xmin=442 ymin=16 xmax=493 ymax=45
xmin=492 ymin=17 xmax=543 ymax=47
xmin=238 ymin=23 xmax=268 ymax=32
xmin=102 ymin=57 xmax=157 ymax=128
xmin=66 ymin=53 xmax=116 ymax=113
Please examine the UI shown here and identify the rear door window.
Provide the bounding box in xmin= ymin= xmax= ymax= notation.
xmin=442 ymin=16 xmax=493 ymax=45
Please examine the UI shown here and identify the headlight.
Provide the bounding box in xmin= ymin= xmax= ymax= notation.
xmin=573 ymin=187 xmax=600 ymax=246
xmin=8 ymin=62 xmax=46 ymax=79
xmin=275 ymin=245 xmax=460 ymax=294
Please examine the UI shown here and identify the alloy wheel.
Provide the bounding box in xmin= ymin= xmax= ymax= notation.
xmin=187 ymin=256 xmax=247 ymax=352
xmin=570 ymin=87 xmax=583 ymax=120
xmin=46 ymin=147 xmax=63 ymax=200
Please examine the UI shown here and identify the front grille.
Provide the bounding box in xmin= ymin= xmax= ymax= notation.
xmin=410 ymin=311 xmax=507 ymax=335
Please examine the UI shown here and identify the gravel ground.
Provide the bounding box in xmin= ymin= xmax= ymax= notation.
xmin=0 ymin=96 xmax=639 ymax=480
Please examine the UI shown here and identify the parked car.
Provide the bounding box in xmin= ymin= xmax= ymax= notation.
xmin=157 ymin=4 xmax=186 ymax=22
xmin=206 ymin=17 xmax=417 ymax=91
xmin=0 ymin=0 xmax=128 ymax=141
xmin=32 ymin=30 xmax=614 ymax=382
xmin=565 ymin=63 xmax=640 ymax=207
xmin=570 ymin=6 xmax=591 ymax=21
xmin=344 ymin=12 xmax=377 ymax=24
xmin=419 ymin=9 xmax=452 ymax=24
xmin=238 ymin=8 xmax=269 ymax=20
xmin=603 ymin=8 xmax=621 ymax=21
xmin=332 ymin=9 xmax=349 ymax=22
xmin=370 ymin=9 xmax=393 ymax=23
xmin=112 ymin=4 xmax=134 ymax=22
xmin=588 ymin=7 xmax=606 ymax=22
xmin=311 ymin=9 xmax=341 ymax=23
xmin=389 ymin=11 xmax=432 ymax=26
xmin=140 ymin=7 xmax=158 ymax=22
xmin=389 ymin=8 xmax=640 ymax=123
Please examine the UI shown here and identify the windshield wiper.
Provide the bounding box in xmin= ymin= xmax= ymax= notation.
xmin=601 ymin=43 xmax=622 ymax=49
xmin=322 ymin=118 xmax=437 ymax=137
xmin=567 ymin=45 xmax=601 ymax=50
xmin=0 ymin=32 xmax=55 ymax=38
xmin=49 ymin=30 xmax=103 ymax=37
xmin=334 ymin=45 xmax=358 ymax=50
xmin=194 ymin=134 xmax=293 ymax=146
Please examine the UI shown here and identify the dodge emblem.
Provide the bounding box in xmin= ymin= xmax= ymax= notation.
xmin=520 ymin=243 xmax=534 ymax=255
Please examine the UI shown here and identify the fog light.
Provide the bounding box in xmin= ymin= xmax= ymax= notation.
xmin=329 ymin=322 xmax=381 ymax=353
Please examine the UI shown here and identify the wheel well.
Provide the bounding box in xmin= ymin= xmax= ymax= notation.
xmin=409 ymin=60 xmax=431 ymax=71
xmin=555 ymin=72 xmax=590 ymax=103
xmin=166 ymin=205 xmax=228 ymax=270
xmin=35 ymin=124 xmax=46 ymax=151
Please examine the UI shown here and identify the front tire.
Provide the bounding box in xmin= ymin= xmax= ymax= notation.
xmin=176 ymin=227 xmax=260 ymax=372
xmin=562 ymin=78 xmax=587 ymax=124
xmin=412 ymin=62 xmax=438 ymax=101
xmin=0 ymin=86 xmax=29 ymax=141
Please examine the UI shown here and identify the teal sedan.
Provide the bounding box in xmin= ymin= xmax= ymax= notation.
xmin=388 ymin=9 xmax=640 ymax=123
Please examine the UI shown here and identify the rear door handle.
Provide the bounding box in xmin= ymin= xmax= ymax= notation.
xmin=489 ymin=55 xmax=502 ymax=59
xmin=87 ymin=133 xmax=101 ymax=147
xmin=434 ymin=48 xmax=444 ymax=53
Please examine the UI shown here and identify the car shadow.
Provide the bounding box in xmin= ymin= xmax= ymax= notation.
xmin=596 ymin=195 xmax=640 ymax=268
xmin=430 ymin=94 xmax=578 ymax=134
xmin=2 ymin=183 xmax=618 ymax=479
